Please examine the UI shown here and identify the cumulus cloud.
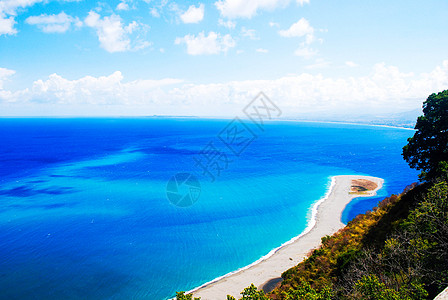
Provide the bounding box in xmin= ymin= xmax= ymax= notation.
xmin=215 ymin=0 xmax=289 ymax=19
xmin=296 ymin=0 xmax=310 ymax=5
xmin=180 ymin=3 xmax=204 ymax=24
xmin=84 ymin=11 xmax=128 ymax=52
xmin=279 ymin=18 xmax=323 ymax=58
xmin=0 ymin=67 xmax=15 ymax=89
xmin=241 ymin=27 xmax=258 ymax=40
xmin=279 ymin=18 xmax=313 ymax=38
xmin=0 ymin=0 xmax=43 ymax=35
xmin=215 ymin=0 xmax=309 ymax=19
xmin=0 ymin=67 xmax=21 ymax=102
xmin=84 ymin=11 xmax=149 ymax=53
xmin=218 ymin=18 xmax=236 ymax=29
xmin=0 ymin=14 xmax=16 ymax=35
xmin=116 ymin=1 xmax=129 ymax=11
xmin=0 ymin=0 xmax=42 ymax=15
xmin=27 ymin=71 xmax=183 ymax=105
xmin=0 ymin=0 xmax=78 ymax=35
xmin=148 ymin=1 xmax=181 ymax=19
xmin=26 ymin=12 xmax=82 ymax=33
xmin=256 ymin=48 xmax=268 ymax=53
xmin=2 ymin=61 xmax=448 ymax=116
xmin=149 ymin=7 xmax=160 ymax=17
xmin=175 ymin=31 xmax=235 ymax=55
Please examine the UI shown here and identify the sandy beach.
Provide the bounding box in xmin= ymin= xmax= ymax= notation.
xmin=191 ymin=175 xmax=384 ymax=299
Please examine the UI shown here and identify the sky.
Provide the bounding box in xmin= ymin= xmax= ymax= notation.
xmin=0 ymin=0 xmax=448 ymax=117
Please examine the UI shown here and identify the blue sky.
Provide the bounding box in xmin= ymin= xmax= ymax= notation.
xmin=0 ymin=0 xmax=448 ymax=117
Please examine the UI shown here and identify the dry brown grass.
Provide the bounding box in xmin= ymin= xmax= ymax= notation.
xmin=350 ymin=179 xmax=378 ymax=194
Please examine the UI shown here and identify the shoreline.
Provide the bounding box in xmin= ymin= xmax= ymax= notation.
xmin=3 ymin=117 xmax=415 ymax=131
xmin=181 ymin=178 xmax=336 ymax=298
xmin=188 ymin=175 xmax=384 ymax=300
xmin=277 ymin=119 xmax=415 ymax=131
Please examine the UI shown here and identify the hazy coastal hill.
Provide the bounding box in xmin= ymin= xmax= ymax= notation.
xmin=288 ymin=108 xmax=422 ymax=129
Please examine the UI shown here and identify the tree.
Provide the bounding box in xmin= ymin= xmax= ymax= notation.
xmin=404 ymin=181 xmax=448 ymax=290
xmin=240 ymin=284 xmax=269 ymax=300
xmin=175 ymin=291 xmax=200 ymax=300
xmin=354 ymin=274 xmax=427 ymax=300
xmin=283 ymin=281 xmax=332 ymax=300
xmin=403 ymin=90 xmax=448 ymax=181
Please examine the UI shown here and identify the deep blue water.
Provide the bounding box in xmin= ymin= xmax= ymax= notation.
xmin=0 ymin=118 xmax=418 ymax=299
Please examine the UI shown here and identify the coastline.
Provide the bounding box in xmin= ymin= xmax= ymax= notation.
xmin=143 ymin=116 xmax=416 ymax=131
xmin=188 ymin=175 xmax=384 ymax=300
xmin=279 ymin=119 xmax=415 ymax=131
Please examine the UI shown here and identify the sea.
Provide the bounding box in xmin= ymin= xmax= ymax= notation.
xmin=0 ymin=118 xmax=419 ymax=299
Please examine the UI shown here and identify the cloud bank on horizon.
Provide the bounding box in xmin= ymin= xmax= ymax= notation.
xmin=0 ymin=0 xmax=447 ymax=117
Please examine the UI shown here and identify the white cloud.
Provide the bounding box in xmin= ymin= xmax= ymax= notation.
xmin=26 ymin=71 xmax=183 ymax=105
xmin=345 ymin=61 xmax=359 ymax=67
xmin=180 ymin=3 xmax=204 ymax=24
xmin=116 ymin=1 xmax=129 ymax=11
xmin=256 ymin=48 xmax=269 ymax=53
xmin=269 ymin=21 xmax=279 ymax=27
xmin=0 ymin=67 xmax=15 ymax=89
xmin=149 ymin=7 xmax=160 ymax=17
xmin=125 ymin=20 xmax=138 ymax=33
xmin=2 ymin=61 xmax=448 ymax=116
xmin=0 ymin=0 xmax=42 ymax=35
xmin=0 ymin=67 xmax=19 ymax=102
xmin=241 ymin=27 xmax=258 ymax=40
xmin=0 ymin=0 xmax=81 ymax=35
xmin=85 ymin=12 xmax=128 ymax=52
xmin=0 ymin=67 xmax=15 ymax=77
xmin=279 ymin=18 xmax=313 ymax=38
xmin=26 ymin=12 xmax=82 ymax=33
xmin=296 ymin=0 xmax=310 ymax=5
xmin=175 ymin=31 xmax=235 ymax=55
xmin=218 ymin=18 xmax=236 ymax=29
xmin=148 ymin=0 xmax=181 ymax=18
xmin=214 ymin=0 xmax=310 ymax=19
xmin=215 ymin=0 xmax=289 ymax=19
xmin=0 ymin=15 xmax=16 ymax=35
xmin=279 ymin=18 xmax=324 ymax=57
xmin=0 ymin=0 xmax=42 ymax=16
xmin=84 ymin=11 xmax=149 ymax=53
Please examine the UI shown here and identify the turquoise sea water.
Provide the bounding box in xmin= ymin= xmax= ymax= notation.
xmin=0 ymin=118 xmax=418 ymax=299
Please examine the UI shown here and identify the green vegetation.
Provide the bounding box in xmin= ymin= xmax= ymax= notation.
xmin=228 ymin=284 xmax=269 ymax=300
xmin=175 ymin=291 xmax=201 ymax=300
xmin=270 ymin=178 xmax=448 ymax=299
xmin=403 ymin=90 xmax=448 ymax=181
xmin=176 ymin=90 xmax=448 ymax=299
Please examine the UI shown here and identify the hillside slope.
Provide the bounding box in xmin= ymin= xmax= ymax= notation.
xmin=270 ymin=180 xmax=448 ymax=299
